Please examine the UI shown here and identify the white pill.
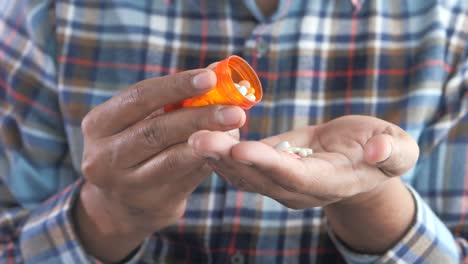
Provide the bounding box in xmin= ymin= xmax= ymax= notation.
xmin=289 ymin=147 xmax=301 ymax=153
xmin=234 ymin=83 xmax=240 ymax=88
xmin=238 ymin=86 xmax=248 ymax=96
xmin=305 ymin=148 xmax=313 ymax=155
xmin=298 ymin=149 xmax=309 ymax=157
xmin=246 ymin=94 xmax=256 ymax=101
xmin=238 ymin=80 xmax=251 ymax=88
xmin=274 ymin=141 xmax=291 ymax=151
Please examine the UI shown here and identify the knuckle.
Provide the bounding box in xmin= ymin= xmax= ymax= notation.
xmin=141 ymin=120 xmax=166 ymax=147
xmin=80 ymin=157 xmax=93 ymax=178
xmin=81 ymin=145 xmax=114 ymax=187
xmin=81 ymin=113 xmax=97 ymax=136
xmin=124 ymin=82 xmax=145 ymax=107
xmin=190 ymin=105 xmax=220 ymax=131
xmin=81 ymin=154 xmax=101 ymax=183
xmin=173 ymin=72 xmax=194 ymax=95
xmin=162 ymin=153 xmax=181 ymax=172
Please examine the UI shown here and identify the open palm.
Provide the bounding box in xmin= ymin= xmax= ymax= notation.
xmin=188 ymin=115 xmax=419 ymax=209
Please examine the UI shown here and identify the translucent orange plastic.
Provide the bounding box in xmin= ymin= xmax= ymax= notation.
xmin=166 ymin=56 xmax=262 ymax=111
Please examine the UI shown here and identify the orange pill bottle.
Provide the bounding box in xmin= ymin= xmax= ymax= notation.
xmin=166 ymin=55 xmax=262 ymax=111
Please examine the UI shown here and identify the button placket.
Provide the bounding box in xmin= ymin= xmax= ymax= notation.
xmin=255 ymin=37 xmax=269 ymax=57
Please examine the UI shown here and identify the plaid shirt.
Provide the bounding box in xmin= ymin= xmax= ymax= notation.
xmin=0 ymin=0 xmax=467 ymax=263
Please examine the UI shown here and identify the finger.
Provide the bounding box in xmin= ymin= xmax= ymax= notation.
xmin=239 ymin=141 xmax=392 ymax=199
xmin=206 ymin=158 xmax=316 ymax=208
xmin=128 ymin=143 xmax=211 ymax=195
xmin=188 ymin=131 xmax=305 ymax=197
xmin=188 ymin=130 xmax=239 ymax=160
xmin=189 ymin=130 xmax=342 ymax=206
xmin=260 ymin=126 xmax=317 ymax=149
xmin=82 ymin=69 xmax=217 ymax=138
xmin=189 ymin=131 xmax=319 ymax=194
xmin=207 ymin=61 xmax=219 ymax=69
xmin=364 ymin=128 xmax=419 ymax=177
xmin=230 ymin=141 xmax=325 ymax=193
xmin=112 ymin=105 xmax=245 ymax=168
xmin=189 ymin=130 xmax=312 ymax=186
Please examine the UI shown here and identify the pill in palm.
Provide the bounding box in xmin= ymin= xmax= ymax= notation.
xmin=289 ymin=147 xmax=302 ymax=153
xmin=273 ymin=141 xmax=313 ymax=158
xmin=298 ymin=149 xmax=309 ymax=157
xmin=273 ymin=141 xmax=291 ymax=151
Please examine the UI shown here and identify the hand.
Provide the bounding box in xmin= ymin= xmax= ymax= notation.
xmin=76 ymin=67 xmax=246 ymax=262
xmin=188 ymin=115 xmax=419 ymax=209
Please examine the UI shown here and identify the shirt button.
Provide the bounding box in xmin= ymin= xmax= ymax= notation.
xmin=230 ymin=251 xmax=245 ymax=264
xmin=256 ymin=38 xmax=268 ymax=57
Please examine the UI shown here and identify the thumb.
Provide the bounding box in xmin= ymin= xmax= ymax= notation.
xmin=363 ymin=130 xmax=419 ymax=177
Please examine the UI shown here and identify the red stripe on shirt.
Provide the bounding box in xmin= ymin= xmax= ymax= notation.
xmin=59 ymin=56 xmax=182 ymax=74
xmin=60 ymin=56 xmax=453 ymax=79
xmin=0 ymin=78 xmax=60 ymax=119
xmin=0 ymin=8 xmax=60 ymax=119
xmin=228 ymin=191 xmax=243 ymax=254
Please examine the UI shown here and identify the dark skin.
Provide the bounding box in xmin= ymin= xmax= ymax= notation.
xmin=190 ymin=116 xmax=418 ymax=253
xmin=75 ymin=2 xmax=418 ymax=261
xmin=76 ymin=68 xmax=418 ymax=262
xmin=256 ymin=0 xmax=279 ymax=17
xmin=76 ymin=67 xmax=245 ymax=262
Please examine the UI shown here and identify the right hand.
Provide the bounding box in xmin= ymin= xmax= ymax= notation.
xmin=75 ymin=68 xmax=245 ymax=260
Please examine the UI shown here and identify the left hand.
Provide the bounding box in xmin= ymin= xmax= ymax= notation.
xmin=188 ymin=115 xmax=419 ymax=209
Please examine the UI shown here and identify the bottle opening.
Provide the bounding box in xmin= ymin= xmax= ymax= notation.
xmin=225 ymin=56 xmax=263 ymax=108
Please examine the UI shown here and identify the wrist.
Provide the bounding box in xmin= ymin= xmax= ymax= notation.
xmin=73 ymin=182 xmax=149 ymax=262
xmin=79 ymin=182 xmax=153 ymax=237
xmin=328 ymin=177 xmax=399 ymax=210
xmin=324 ymin=178 xmax=416 ymax=253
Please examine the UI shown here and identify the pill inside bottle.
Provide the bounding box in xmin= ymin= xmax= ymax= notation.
xmin=165 ymin=55 xmax=263 ymax=112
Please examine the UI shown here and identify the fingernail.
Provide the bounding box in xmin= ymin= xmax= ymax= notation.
xmin=192 ymin=71 xmax=215 ymax=90
xmin=216 ymin=106 xmax=241 ymax=126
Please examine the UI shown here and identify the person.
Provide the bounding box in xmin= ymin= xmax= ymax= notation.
xmin=0 ymin=0 xmax=466 ymax=263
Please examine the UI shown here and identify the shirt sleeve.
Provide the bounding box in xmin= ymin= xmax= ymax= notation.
xmin=0 ymin=1 xmax=148 ymax=263
xmin=328 ymin=185 xmax=461 ymax=263
xmin=327 ymin=49 xmax=468 ymax=263
xmin=0 ymin=178 xmax=149 ymax=263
